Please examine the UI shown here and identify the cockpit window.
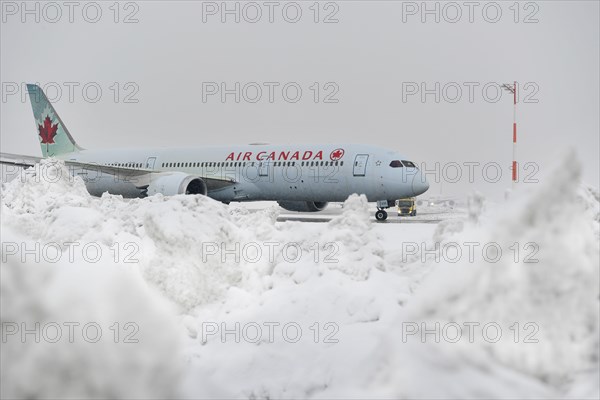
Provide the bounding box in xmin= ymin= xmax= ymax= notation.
xmin=389 ymin=160 xmax=404 ymax=168
xmin=402 ymin=160 xmax=416 ymax=168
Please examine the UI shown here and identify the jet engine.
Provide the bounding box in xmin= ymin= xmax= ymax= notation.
xmin=277 ymin=201 xmax=329 ymax=212
xmin=145 ymin=172 xmax=207 ymax=196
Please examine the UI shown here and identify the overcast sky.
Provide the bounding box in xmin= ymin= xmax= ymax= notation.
xmin=1 ymin=0 xmax=598 ymax=199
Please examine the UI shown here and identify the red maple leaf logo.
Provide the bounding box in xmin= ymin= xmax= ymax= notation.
xmin=38 ymin=115 xmax=58 ymax=144
xmin=330 ymin=148 xmax=345 ymax=161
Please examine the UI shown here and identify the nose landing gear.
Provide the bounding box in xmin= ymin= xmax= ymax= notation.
xmin=375 ymin=209 xmax=388 ymax=221
xmin=374 ymin=199 xmax=394 ymax=222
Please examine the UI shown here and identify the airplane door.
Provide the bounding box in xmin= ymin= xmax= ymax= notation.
xmin=353 ymin=154 xmax=369 ymax=176
xmin=145 ymin=156 xmax=157 ymax=169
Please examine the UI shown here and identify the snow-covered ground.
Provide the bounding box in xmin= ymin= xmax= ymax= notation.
xmin=1 ymin=153 xmax=599 ymax=399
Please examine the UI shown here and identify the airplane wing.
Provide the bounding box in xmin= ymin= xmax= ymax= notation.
xmin=0 ymin=153 xmax=43 ymax=169
xmin=0 ymin=153 xmax=236 ymax=192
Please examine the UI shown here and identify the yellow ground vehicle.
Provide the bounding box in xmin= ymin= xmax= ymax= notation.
xmin=396 ymin=197 xmax=417 ymax=216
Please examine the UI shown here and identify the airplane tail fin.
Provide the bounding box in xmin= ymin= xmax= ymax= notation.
xmin=27 ymin=84 xmax=83 ymax=157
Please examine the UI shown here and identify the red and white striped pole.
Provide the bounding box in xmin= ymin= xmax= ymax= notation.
xmin=502 ymin=81 xmax=518 ymax=186
xmin=512 ymin=81 xmax=517 ymax=184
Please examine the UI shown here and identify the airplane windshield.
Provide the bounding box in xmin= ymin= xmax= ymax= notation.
xmin=402 ymin=160 xmax=416 ymax=168
xmin=389 ymin=160 xmax=403 ymax=168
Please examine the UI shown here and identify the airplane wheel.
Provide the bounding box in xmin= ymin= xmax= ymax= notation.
xmin=375 ymin=210 xmax=387 ymax=221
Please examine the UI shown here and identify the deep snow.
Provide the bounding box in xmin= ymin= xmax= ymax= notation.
xmin=1 ymin=154 xmax=598 ymax=399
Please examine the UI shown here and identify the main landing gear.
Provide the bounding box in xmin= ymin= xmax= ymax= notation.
xmin=375 ymin=209 xmax=388 ymax=221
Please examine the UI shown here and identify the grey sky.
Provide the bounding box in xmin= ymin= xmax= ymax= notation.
xmin=1 ymin=0 xmax=598 ymax=199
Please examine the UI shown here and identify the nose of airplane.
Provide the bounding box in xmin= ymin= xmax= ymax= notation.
xmin=411 ymin=171 xmax=430 ymax=196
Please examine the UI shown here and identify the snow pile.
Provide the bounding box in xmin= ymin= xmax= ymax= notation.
xmin=367 ymin=151 xmax=600 ymax=398
xmin=180 ymin=194 xmax=408 ymax=399
xmin=1 ymin=255 xmax=184 ymax=399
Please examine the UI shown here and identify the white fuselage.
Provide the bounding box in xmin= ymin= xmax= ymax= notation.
xmin=60 ymin=143 xmax=429 ymax=203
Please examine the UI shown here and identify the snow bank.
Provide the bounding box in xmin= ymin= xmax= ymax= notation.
xmin=1 ymin=162 xmax=184 ymax=398
xmin=366 ymin=151 xmax=600 ymax=398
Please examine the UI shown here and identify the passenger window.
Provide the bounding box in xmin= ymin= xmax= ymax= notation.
xmin=389 ymin=160 xmax=404 ymax=168
xmin=401 ymin=160 xmax=416 ymax=168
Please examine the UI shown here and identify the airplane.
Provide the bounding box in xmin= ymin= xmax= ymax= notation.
xmin=0 ymin=84 xmax=429 ymax=221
